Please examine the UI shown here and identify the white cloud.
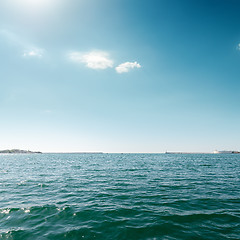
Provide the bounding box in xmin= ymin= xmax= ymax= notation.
xmin=23 ymin=48 xmax=44 ymax=58
xmin=0 ymin=29 xmax=45 ymax=58
xmin=237 ymin=43 xmax=240 ymax=51
xmin=43 ymin=109 xmax=53 ymax=114
xmin=69 ymin=50 xmax=113 ymax=69
xmin=115 ymin=61 xmax=141 ymax=73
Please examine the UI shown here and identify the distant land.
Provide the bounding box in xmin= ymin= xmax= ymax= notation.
xmin=0 ymin=149 xmax=42 ymax=154
xmin=46 ymin=152 xmax=103 ymax=154
xmin=213 ymin=150 xmax=240 ymax=154
xmin=165 ymin=150 xmax=240 ymax=154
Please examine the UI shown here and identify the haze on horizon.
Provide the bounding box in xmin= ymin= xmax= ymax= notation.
xmin=0 ymin=0 xmax=240 ymax=153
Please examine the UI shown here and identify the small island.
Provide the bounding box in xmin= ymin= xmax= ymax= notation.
xmin=0 ymin=149 xmax=42 ymax=154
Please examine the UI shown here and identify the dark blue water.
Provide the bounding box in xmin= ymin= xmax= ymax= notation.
xmin=0 ymin=153 xmax=240 ymax=239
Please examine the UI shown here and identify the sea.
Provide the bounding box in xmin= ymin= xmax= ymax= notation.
xmin=0 ymin=153 xmax=239 ymax=240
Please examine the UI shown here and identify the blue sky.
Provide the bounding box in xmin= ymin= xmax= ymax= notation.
xmin=0 ymin=0 xmax=240 ymax=153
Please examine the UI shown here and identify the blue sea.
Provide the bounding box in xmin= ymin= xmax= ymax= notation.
xmin=0 ymin=153 xmax=240 ymax=239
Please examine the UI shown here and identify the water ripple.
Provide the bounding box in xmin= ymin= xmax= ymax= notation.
xmin=0 ymin=153 xmax=239 ymax=239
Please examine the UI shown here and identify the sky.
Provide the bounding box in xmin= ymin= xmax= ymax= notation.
xmin=0 ymin=0 xmax=240 ymax=153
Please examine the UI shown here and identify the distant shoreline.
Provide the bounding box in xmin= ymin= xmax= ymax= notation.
xmin=0 ymin=149 xmax=42 ymax=154
xmin=1 ymin=150 xmax=239 ymax=154
xmin=165 ymin=151 xmax=240 ymax=154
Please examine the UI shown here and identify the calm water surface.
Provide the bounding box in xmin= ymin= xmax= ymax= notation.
xmin=0 ymin=153 xmax=240 ymax=239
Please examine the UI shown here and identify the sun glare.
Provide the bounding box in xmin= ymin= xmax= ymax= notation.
xmin=7 ymin=0 xmax=60 ymax=14
xmin=18 ymin=0 xmax=56 ymax=8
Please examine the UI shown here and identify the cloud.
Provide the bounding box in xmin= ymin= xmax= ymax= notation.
xmin=23 ymin=48 xmax=44 ymax=58
xmin=68 ymin=50 xmax=141 ymax=74
xmin=69 ymin=50 xmax=113 ymax=69
xmin=115 ymin=61 xmax=141 ymax=73
xmin=43 ymin=109 xmax=53 ymax=114
xmin=237 ymin=43 xmax=240 ymax=51
xmin=0 ymin=29 xmax=45 ymax=58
